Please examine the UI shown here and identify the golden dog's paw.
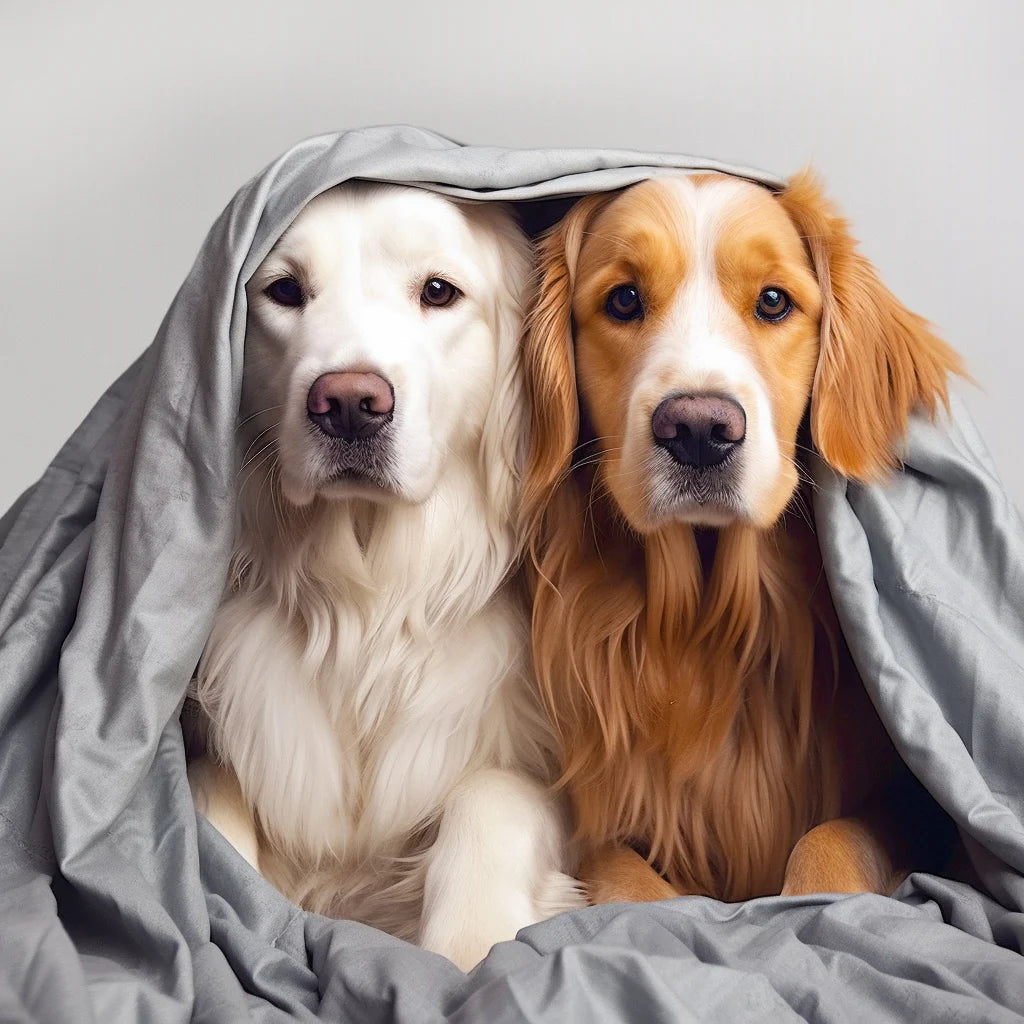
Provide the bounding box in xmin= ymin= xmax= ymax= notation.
xmin=581 ymin=845 xmax=680 ymax=905
xmin=781 ymin=818 xmax=895 ymax=896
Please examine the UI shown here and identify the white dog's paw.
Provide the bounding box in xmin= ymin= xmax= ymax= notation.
xmin=424 ymin=932 xmax=500 ymax=972
xmin=421 ymin=875 xmax=586 ymax=970
xmin=421 ymin=901 xmax=531 ymax=971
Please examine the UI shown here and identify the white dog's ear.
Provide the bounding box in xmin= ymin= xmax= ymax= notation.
xmin=473 ymin=207 xmax=535 ymax=543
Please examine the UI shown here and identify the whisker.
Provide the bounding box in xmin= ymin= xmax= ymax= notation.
xmin=236 ymin=405 xmax=285 ymax=432
xmin=239 ymin=422 xmax=281 ymax=467
xmin=238 ymin=448 xmax=278 ymax=498
xmin=240 ymin=437 xmax=280 ymax=473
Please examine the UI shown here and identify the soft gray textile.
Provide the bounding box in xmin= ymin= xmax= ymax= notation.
xmin=1 ymin=124 xmax=1021 ymax=1022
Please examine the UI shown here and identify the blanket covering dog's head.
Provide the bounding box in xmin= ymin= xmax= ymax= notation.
xmin=3 ymin=127 xmax=1021 ymax=1021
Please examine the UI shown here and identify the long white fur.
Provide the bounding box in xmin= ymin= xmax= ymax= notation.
xmin=189 ymin=182 xmax=581 ymax=969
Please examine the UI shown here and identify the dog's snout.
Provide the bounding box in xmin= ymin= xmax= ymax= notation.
xmin=652 ymin=394 xmax=746 ymax=468
xmin=307 ymin=371 xmax=395 ymax=441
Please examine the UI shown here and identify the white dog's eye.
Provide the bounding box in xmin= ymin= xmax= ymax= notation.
xmin=755 ymin=287 xmax=792 ymax=322
xmin=264 ymin=276 xmax=305 ymax=308
xmin=421 ymin=277 xmax=461 ymax=309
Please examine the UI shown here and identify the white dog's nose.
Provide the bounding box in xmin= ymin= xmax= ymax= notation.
xmin=307 ymin=371 xmax=394 ymax=441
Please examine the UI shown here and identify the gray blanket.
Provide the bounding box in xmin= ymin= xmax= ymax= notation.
xmin=1 ymin=125 xmax=1022 ymax=1023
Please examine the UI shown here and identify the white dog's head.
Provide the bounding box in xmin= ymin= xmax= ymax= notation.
xmin=242 ymin=182 xmax=532 ymax=511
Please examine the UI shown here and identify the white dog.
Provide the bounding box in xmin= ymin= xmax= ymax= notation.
xmin=189 ymin=182 xmax=581 ymax=969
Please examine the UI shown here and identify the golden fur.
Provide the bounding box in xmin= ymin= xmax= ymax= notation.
xmin=523 ymin=171 xmax=963 ymax=901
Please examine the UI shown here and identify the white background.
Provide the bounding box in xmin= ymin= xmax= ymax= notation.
xmin=1 ymin=1 xmax=1020 ymax=511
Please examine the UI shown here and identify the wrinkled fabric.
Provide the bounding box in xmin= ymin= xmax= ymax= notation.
xmin=1 ymin=125 xmax=1021 ymax=1023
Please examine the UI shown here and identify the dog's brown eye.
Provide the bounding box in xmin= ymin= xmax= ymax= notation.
xmin=755 ymin=287 xmax=792 ymax=322
xmin=265 ymin=277 xmax=305 ymax=307
xmin=606 ymin=284 xmax=643 ymax=321
xmin=422 ymin=277 xmax=461 ymax=308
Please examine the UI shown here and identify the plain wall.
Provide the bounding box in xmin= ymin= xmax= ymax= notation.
xmin=1 ymin=0 xmax=1021 ymax=512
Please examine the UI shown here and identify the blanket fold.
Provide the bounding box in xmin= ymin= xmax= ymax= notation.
xmin=1 ymin=125 xmax=1021 ymax=1023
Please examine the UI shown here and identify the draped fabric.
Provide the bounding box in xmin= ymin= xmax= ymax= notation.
xmin=1 ymin=125 xmax=1021 ymax=1022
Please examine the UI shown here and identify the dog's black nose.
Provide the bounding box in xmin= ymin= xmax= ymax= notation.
xmin=652 ymin=394 xmax=746 ymax=468
xmin=307 ymin=371 xmax=394 ymax=441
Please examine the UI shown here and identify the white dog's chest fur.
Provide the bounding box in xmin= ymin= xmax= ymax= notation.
xmin=214 ymin=585 xmax=533 ymax=856
xmin=198 ymin=479 xmax=554 ymax=936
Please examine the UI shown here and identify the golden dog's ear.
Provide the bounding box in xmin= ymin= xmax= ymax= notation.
xmin=521 ymin=194 xmax=613 ymax=548
xmin=778 ymin=170 xmax=965 ymax=481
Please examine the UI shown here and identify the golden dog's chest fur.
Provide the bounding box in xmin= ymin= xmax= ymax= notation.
xmin=538 ymin=490 xmax=865 ymax=900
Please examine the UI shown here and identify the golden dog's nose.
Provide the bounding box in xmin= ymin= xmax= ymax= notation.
xmin=652 ymin=393 xmax=746 ymax=468
xmin=307 ymin=371 xmax=395 ymax=441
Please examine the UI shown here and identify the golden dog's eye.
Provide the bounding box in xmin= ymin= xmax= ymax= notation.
xmin=265 ymin=276 xmax=305 ymax=307
xmin=421 ymin=277 xmax=461 ymax=308
xmin=606 ymin=284 xmax=643 ymax=321
xmin=755 ymin=287 xmax=792 ymax=322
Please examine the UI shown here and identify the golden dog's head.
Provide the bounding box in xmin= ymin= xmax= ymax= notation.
xmin=524 ymin=171 xmax=963 ymax=536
